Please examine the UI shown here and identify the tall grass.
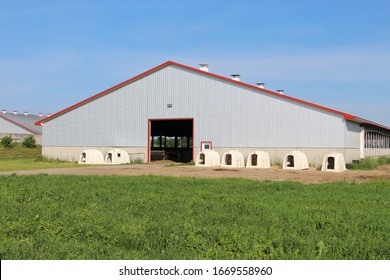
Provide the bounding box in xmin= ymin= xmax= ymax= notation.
xmin=1 ymin=175 xmax=389 ymax=260
xmin=347 ymin=156 xmax=390 ymax=170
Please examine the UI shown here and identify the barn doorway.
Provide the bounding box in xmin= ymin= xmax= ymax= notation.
xmin=149 ymin=119 xmax=193 ymax=163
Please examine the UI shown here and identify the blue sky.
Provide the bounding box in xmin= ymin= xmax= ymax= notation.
xmin=1 ymin=0 xmax=390 ymax=126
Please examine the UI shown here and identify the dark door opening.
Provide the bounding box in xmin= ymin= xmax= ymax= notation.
xmin=327 ymin=157 xmax=335 ymax=170
xmin=225 ymin=154 xmax=232 ymax=166
xmin=149 ymin=119 xmax=193 ymax=163
xmin=287 ymin=155 xmax=295 ymax=167
xmin=251 ymin=154 xmax=258 ymax=166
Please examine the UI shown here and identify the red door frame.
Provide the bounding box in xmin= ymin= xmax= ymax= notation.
xmin=147 ymin=118 xmax=194 ymax=163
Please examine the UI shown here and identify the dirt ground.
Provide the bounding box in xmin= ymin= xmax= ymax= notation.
xmin=1 ymin=161 xmax=390 ymax=184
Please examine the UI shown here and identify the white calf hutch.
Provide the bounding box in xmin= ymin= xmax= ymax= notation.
xmin=282 ymin=151 xmax=309 ymax=170
xmin=321 ymin=153 xmax=346 ymax=172
xmin=78 ymin=149 xmax=104 ymax=164
xmin=104 ymin=149 xmax=130 ymax=164
xmin=35 ymin=61 xmax=390 ymax=165
xmin=221 ymin=150 xmax=245 ymax=168
xmin=246 ymin=151 xmax=271 ymax=168
xmin=195 ymin=149 xmax=220 ymax=167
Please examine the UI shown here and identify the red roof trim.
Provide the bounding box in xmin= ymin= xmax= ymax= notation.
xmin=168 ymin=61 xmax=358 ymax=121
xmin=0 ymin=114 xmax=40 ymax=134
xmin=35 ymin=61 xmax=173 ymax=126
xmin=36 ymin=60 xmax=390 ymax=131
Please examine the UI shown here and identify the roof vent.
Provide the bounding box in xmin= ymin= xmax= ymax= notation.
xmin=276 ymin=89 xmax=285 ymax=95
xmin=2 ymin=109 xmax=6 ymax=114
xmin=24 ymin=111 xmax=28 ymax=115
xmin=13 ymin=110 xmax=18 ymax=115
xmin=199 ymin=63 xmax=209 ymax=72
xmin=46 ymin=113 xmax=51 ymax=117
xmin=38 ymin=113 xmax=43 ymax=117
xmin=256 ymin=82 xmax=265 ymax=88
xmin=231 ymin=74 xmax=241 ymax=81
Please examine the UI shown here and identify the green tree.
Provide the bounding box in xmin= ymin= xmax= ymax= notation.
xmin=0 ymin=135 xmax=14 ymax=148
xmin=22 ymin=135 xmax=37 ymax=148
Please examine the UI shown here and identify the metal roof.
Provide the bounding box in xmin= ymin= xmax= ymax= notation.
xmin=35 ymin=60 xmax=390 ymax=132
xmin=1 ymin=112 xmax=44 ymax=134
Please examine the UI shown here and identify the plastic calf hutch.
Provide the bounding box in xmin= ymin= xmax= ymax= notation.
xmin=79 ymin=149 xmax=104 ymax=164
xmin=246 ymin=151 xmax=271 ymax=168
xmin=105 ymin=149 xmax=130 ymax=164
xmin=282 ymin=151 xmax=309 ymax=170
xmin=321 ymin=153 xmax=346 ymax=172
xmin=195 ymin=149 xmax=220 ymax=167
xmin=221 ymin=150 xmax=245 ymax=168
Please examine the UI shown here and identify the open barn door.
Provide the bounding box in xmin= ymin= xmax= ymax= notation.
xmin=148 ymin=119 xmax=193 ymax=163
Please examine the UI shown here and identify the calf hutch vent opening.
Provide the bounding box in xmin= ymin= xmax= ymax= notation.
xmin=104 ymin=149 xmax=130 ymax=164
xmin=221 ymin=150 xmax=245 ymax=168
xmin=78 ymin=149 xmax=104 ymax=164
xmin=282 ymin=151 xmax=309 ymax=170
xmin=195 ymin=149 xmax=220 ymax=167
xmin=321 ymin=153 xmax=346 ymax=172
xmin=246 ymin=151 xmax=270 ymax=168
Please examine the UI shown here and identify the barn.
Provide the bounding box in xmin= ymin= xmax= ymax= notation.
xmin=35 ymin=61 xmax=390 ymax=165
xmin=1 ymin=110 xmax=44 ymax=144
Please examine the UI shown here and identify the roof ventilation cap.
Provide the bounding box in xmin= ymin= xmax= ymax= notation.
xmin=2 ymin=109 xmax=6 ymax=114
xmin=231 ymin=74 xmax=241 ymax=81
xmin=256 ymin=82 xmax=265 ymax=88
xmin=24 ymin=111 xmax=28 ymax=115
xmin=46 ymin=113 xmax=51 ymax=117
xmin=38 ymin=113 xmax=43 ymax=117
xmin=199 ymin=63 xmax=209 ymax=72
xmin=13 ymin=110 xmax=18 ymax=115
xmin=276 ymin=89 xmax=285 ymax=95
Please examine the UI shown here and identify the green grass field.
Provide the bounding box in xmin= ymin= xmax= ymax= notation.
xmin=0 ymin=146 xmax=80 ymax=171
xmin=1 ymin=175 xmax=389 ymax=260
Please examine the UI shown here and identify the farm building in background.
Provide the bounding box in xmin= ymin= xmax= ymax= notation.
xmin=35 ymin=61 xmax=390 ymax=165
xmin=1 ymin=110 xmax=45 ymax=144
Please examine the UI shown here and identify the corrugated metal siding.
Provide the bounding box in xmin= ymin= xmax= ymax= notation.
xmin=345 ymin=121 xmax=361 ymax=148
xmin=0 ymin=117 xmax=32 ymax=134
xmin=43 ymin=65 xmax=348 ymax=148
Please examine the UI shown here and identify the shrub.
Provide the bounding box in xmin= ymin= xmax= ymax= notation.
xmin=21 ymin=135 xmax=37 ymax=148
xmin=0 ymin=135 xmax=14 ymax=148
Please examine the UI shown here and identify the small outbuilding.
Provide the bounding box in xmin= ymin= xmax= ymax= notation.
xmin=221 ymin=150 xmax=245 ymax=168
xmin=78 ymin=149 xmax=104 ymax=164
xmin=105 ymin=149 xmax=130 ymax=164
xmin=246 ymin=151 xmax=271 ymax=168
xmin=321 ymin=153 xmax=346 ymax=172
xmin=282 ymin=151 xmax=309 ymax=170
xmin=195 ymin=149 xmax=220 ymax=167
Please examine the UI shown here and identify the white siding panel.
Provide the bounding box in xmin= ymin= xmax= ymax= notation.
xmin=345 ymin=121 xmax=361 ymax=148
xmin=43 ymin=65 xmax=348 ymax=148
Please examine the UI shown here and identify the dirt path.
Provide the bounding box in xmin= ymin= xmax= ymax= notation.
xmin=1 ymin=161 xmax=390 ymax=184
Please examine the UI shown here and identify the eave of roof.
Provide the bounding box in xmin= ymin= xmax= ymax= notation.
xmin=35 ymin=60 xmax=390 ymax=131
xmin=351 ymin=117 xmax=390 ymax=131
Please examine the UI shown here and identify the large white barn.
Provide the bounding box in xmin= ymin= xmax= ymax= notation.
xmin=35 ymin=61 xmax=390 ymax=165
xmin=1 ymin=110 xmax=44 ymax=144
